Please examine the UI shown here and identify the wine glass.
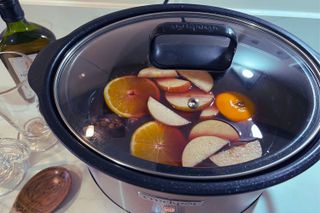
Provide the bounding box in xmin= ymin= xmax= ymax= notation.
xmin=0 ymin=51 xmax=58 ymax=152
xmin=0 ymin=138 xmax=30 ymax=196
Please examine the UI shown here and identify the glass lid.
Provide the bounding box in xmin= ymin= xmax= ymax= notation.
xmin=54 ymin=11 xmax=320 ymax=179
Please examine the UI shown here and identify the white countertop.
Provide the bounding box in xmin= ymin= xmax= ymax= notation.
xmin=0 ymin=123 xmax=123 ymax=213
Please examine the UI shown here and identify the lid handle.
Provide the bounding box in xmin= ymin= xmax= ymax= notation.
xmin=149 ymin=22 xmax=237 ymax=71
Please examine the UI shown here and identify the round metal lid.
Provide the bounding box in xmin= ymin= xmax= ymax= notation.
xmin=53 ymin=10 xmax=320 ymax=179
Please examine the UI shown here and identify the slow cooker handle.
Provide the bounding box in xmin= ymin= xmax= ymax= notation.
xmin=149 ymin=22 xmax=237 ymax=71
xmin=28 ymin=38 xmax=68 ymax=99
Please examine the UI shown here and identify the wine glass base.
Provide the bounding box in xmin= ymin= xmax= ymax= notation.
xmin=22 ymin=117 xmax=58 ymax=152
xmin=27 ymin=135 xmax=58 ymax=152
xmin=0 ymin=162 xmax=27 ymax=197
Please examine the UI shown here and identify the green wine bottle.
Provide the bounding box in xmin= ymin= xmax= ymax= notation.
xmin=0 ymin=0 xmax=55 ymax=99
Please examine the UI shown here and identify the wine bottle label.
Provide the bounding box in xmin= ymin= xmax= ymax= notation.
xmin=8 ymin=53 xmax=37 ymax=100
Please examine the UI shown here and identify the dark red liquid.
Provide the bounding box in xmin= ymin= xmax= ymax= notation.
xmin=84 ymin=69 xmax=262 ymax=168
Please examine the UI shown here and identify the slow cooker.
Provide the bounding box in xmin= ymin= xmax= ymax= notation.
xmin=28 ymin=3 xmax=320 ymax=213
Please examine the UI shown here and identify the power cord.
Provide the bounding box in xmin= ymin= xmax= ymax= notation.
xmin=163 ymin=0 xmax=169 ymax=4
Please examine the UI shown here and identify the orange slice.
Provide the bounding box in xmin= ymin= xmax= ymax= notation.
xmin=104 ymin=76 xmax=160 ymax=118
xmin=131 ymin=121 xmax=187 ymax=166
xmin=216 ymin=92 xmax=255 ymax=122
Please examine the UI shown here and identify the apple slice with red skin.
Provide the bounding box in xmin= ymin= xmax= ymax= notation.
xmin=200 ymin=105 xmax=219 ymax=120
xmin=165 ymin=89 xmax=214 ymax=112
xmin=189 ymin=119 xmax=240 ymax=141
xmin=138 ymin=67 xmax=177 ymax=78
xmin=147 ymin=97 xmax=190 ymax=126
xmin=210 ymin=140 xmax=262 ymax=166
xmin=182 ymin=136 xmax=229 ymax=167
xmin=178 ymin=70 xmax=214 ymax=92
xmin=156 ymin=78 xmax=192 ymax=93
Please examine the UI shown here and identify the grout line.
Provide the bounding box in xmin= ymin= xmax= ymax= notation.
xmin=20 ymin=0 xmax=320 ymax=19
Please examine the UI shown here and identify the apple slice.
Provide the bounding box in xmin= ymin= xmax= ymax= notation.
xmin=178 ymin=70 xmax=213 ymax=92
xmin=156 ymin=78 xmax=192 ymax=93
xmin=189 ymin=120 xmax=240 ymax=141
xmin=200 ymin=105 xmax=219 ymax=120
xmin=182 ymin=136 xmax=229 ymax=167
xmin=147 ymin=97 xmax=190 ymax=126
xmin=210 ymin=140 xmax=262 ymax=166
xmin=165 ymin=89 xmax=214 ymax=112
xmin=138 ymin=67 xmax=177 ymax=78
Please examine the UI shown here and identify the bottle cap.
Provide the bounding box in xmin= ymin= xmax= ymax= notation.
xmin=0 ymin=0 xmax=24 ymax=22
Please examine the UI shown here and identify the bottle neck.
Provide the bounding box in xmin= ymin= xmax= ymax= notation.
xmin=0 ymin=1 xmax=34 ymax=35
xmin=0 ymin=0 xmax=25 ymax=22
xmin=6 ymin=18 xmax=29 ymax=32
